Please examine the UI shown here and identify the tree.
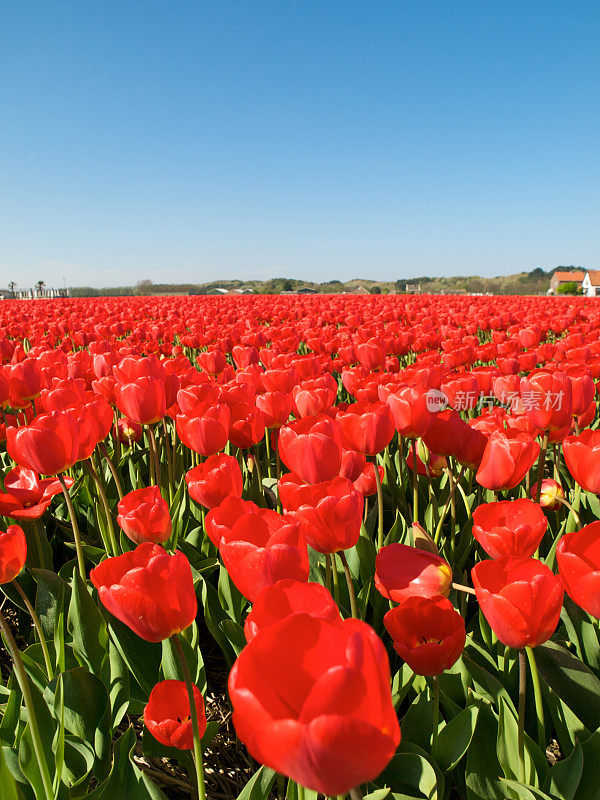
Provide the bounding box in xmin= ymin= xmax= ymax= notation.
xmin=557 ymin=281 xmax=581 ymax=295
xmin=370 ymin=285 xmax=381 ymax=294
xmin=135 ymin=279 xmax=154 ymax=296
xmin=34 ymin=280 xmax=45 ymax=294
xmin=283 ymin=280 xmax=293 ymax=292
xmin=7 ymin=281 xmax=16 ymax=297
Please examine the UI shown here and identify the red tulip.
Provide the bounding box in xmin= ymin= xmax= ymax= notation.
xmin=563 ymin=429 xmax=600 ymax=494
xmin=228 ymin=402 xmax=265 ymax=449
xmin=244 ymin=579 xmax=340 ymax=642
xmin=90 ymin=543 xmax=197 ymax=642
xmin=185 ymin=454 xmax=243 ymax=509
xmin=384 ymin=385 xmax=434 ymax=439
xmin=228 ymin=613 xmax=400 ymax=795
xmin=519 ymin=370 xmax=572 ymax=431
xmin=175 ymin=404 xmax=231 ymax=456
xmin=375 ymin=544 xmax=452 ymax=603
xmin=144 ymin=680 xmax=206 ymax=750
xmin=472 ymin=499 xmax=547 ymax=559
xmin=255 ymin=390 xmax=292 ymax=429
xmin=217 ymin=504 xmax=310 ymax=601
xmin=336 ymin=401 xmax=395 ymax=456
xmin=204 ymin=496 xmax=258 ymax=548
xmin=7 ymin=411 xmax=80 ymax=475
xmin=471 ymin=556 xmax=563 ymax=649
xmin=475 ymin=431 xmax=540 ymax=491
xmin=117 ymin=486 xmax=172 ymax=545
xmin=353 ymin=462 xmax=385 ymax=496
xmin=278 ymin=414 xmax=343 ymax=485
xmin=556 ymin=522 xmax=600 ymax=618
xmin=0 ymin=466 xmax=72 ymax=520
xmin=384 ymin=596 xmax=466 ymax=675
xmin=6 ymin=359 xmax=42 ymax=403
xmin=529 ymin=478 xmax=564 ymax=511
xmin=115 ymin=377 xmax=166 ymax=425
xmin=293 ymin=477 xmax=364 ymax=554
xmin=0 ymin=525 xmax=27 ymax=584
xmin=114 ymin=417 xmax=143 ymax=444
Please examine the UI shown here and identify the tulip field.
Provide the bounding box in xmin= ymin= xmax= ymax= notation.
xmin=3 ymin=292 xmax=600 ymax=800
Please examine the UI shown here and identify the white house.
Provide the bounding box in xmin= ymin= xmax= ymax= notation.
xmin=582 ymin=271 xmax=600 ymax=297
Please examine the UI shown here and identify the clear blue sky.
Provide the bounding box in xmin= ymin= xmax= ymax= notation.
xmin=1 ymin=1 xmax=599 ymax=288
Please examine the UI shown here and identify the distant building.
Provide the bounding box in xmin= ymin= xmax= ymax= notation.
xmin=206 ymin=287 xmax=228 ymax=295
xmin=548 ymin=270 xmax=585 ymax=294
xmin=352 ymin=285 xmax=369 ymax=295
xmin=582 ymin=271 xmax=600 ymax=297
xmin=404 ymin=283 xmax=422 ymax=294
xmin=297 ymin=287 xmax=317 ymax=294
xmin=228 ymin=287 xmax=254 ymax=294
xmin=14 ymin=287 xmax=71 ymax=299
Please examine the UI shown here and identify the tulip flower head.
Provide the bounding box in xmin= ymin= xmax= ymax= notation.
xmin=144 ymin=680 xmax=206 ymax=750
xmin=0 ymin=525 xmax=27 ymax=584
xmin=384 ymin=595 xmax=466 ymax=675
xmin=557 ymin=522 xmax=600 ymax=618
xmin=228 ymin=613 xmax=400 ymax=795
xmin=375 ymin=543 xmax=452 ymax=603
xmin=472 ymin=499 xmax=547 ymax=559
xmin=90 ymin=543 xmax=197 ymax=642
xmin=117 ymin=485 xmax=172 ymax=545
xmin=471 ymin=556 xmax=563 ymax=649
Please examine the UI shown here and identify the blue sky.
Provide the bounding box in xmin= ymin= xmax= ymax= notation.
xmin=1 ymin=1 xmax=599 ymax=288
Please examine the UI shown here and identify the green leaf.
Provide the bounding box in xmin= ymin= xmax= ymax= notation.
xmin=235 ymin=765 xmax=277 ymax=800
xmin=67 ymin=572 xmax=109 ymax=680
xmin=374 ymin=742 xmax=444 ymax=800
xmin=497 ymin=779 xmax=554 ymax=800
xmin=560 ymin=597 xmax=600 ymax=670
xmin=103 ymin=611 xmax=162 ymax=699
xmin=577 ymin=729 xmax=600 ymax=800
xmin=399 ymin=688 xmax=433 ymax=751
xmin=434 ymin=704 xmax=479 ymax=771
xmin=465 ymin=705 xmax=502 ymax=800
xmin=18 ymin=681 xmax=58 ymax=800
xmin=0 ymin=746 xmax=25 ymax=800
xmin=0 ymin=676 xmax=22 ymax=748
xmin=534 ymin=641 xmax=600 ymax=731
xmin=542 ymin=740 xmax=583 ymax=800
xmin=43 ymin=667 xmax=111 ymax=772
xmin=31 ymin=568 xmax=69 ymax=646
xmin=84 ymin=726 xmax=168 ymax=800
xmin=160 ymin=632 xmax=206 ymax=692
xmin=108 ymin=642 xmax=130 ymax=729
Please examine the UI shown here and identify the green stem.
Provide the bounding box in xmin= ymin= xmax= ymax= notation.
xmin=325 ymin=553 xmax=332 ymax=594
xmin=86 ymin=459 xmax=119 ymax=556
xmin=526 ymin=646 xmax=545 ymax=752
xmin=431 ymin=675 xmax=440 ymax=754
xmin=535 ymin=431 xmax=549 ymax=505
xmin=172 ymin=635 xmax=206 ymax=800
xmin=554 ymin=495 xmax=582 ymax=530
xmin=518 ymin=649 xmax=527 ymax=783
xmin=411 ymin=440 xmax=419 ymax=524
xmin=162 ymin=420 xmax=174 ymax=505
xmin=14 ymin=581 xmax=53 ymax=680
xmin=147 ymin=425 xmax=163 ymax=491
xmin=338 ymin=551 xmax=358 ymax=619
xmin=98 ymin=441 xmax=124 ymax=500
xmin=373 ymin=457 xmax=384 ymax=549
xmin=265 ymin=429 xmax=273 ymax=480
xmin=0 ymin=607 xmax=54 ymax=799
xmin=58 ymin=474 xmax=86 ymax=581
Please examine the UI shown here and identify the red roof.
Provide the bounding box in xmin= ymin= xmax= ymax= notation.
xmin=553 ymin=271 xmax=585 ymax=282
xmin=585 ymin=270 xmax=600 ymax=285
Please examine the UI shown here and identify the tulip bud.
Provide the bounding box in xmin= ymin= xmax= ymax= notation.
xmin=530 ymin=478 xmax=564 ymax=511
